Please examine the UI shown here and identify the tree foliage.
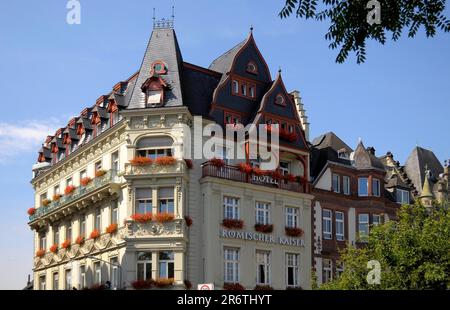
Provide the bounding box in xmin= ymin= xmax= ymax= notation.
xmin=318 ymin=201 xmax=450 ymax=289
xmin=279 ymin=0 xmax=450 ymax=63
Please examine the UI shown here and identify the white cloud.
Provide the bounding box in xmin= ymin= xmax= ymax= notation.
xmin=0 ymin=118 xmax=63 ymax=163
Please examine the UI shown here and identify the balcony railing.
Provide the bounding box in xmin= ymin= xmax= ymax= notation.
xmin=124 ymin=161 xmax=186 ymax=177
xmin=201 ymin=162 xmax=310 ymax=193
xmin=29 ymin=170 xmax=120 ymax=222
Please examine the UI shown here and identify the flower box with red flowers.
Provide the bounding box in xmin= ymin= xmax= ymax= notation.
xmin=52 ymin=194 xmax=62 ymax=201
xmin=270 ymin=170 xmax=283 ymax=180
xmin=75 ymin=236 xmax=85 ymax=245
xmin=64 ymin=185 xmax=76 ymax=195
xmin=155 ymin=212 xmax=175 ymax=223
xmin=222 ymin=219 xmax=244 ymax=229
xmin=95 ymin=169 xmax=106 ymax=178
xmin=105 ymin=223 xmax=118 ymax=234
xmin=130 ymin=156 xmax=153 ymax=166
xmin=154 ymin=278 xmax=174 ymax=288
xmin=80 ymin=177 xmax=92 ymax=186
xmin=210 ymin=158 xmax=225 ymax=167
xmin=61 ymin=239 xmax=71 ymax=249
xmin=42 ymin=199 xmax=51 ymax=207
xmin=254 ymin=223 xmax=273 ymax=233
xmin=184 ymin=159 xmax=193 ymax=169
xmin=50 ymin=244 xmax=58 ymax=253
xmin=284 ymin=173 xmax=296 ymax=182
xmin=285 ymin=227 xmax=304 ymax=237
xmin=36 ymin=249 xmax=45 ymax=258
xmin=237 ymin=163 xmax=253 ymax=173
xmin=254 ymin=285 xmax=274 ymax=290
xmin=155 ymin=156 xmax=176 ymax=166
xmin=131 ymin=279 xmax=153 ymax=290
xmin=90 ymin=229 xmax=100 ymax=239
xmin=131 ymin=213 xmax=153 ymax=223
xmin=27 ymin=207 xmax=36 ymax=216
xmin=184 ymin=215 xmax=193 ymax=227
xmin=223 ymin=283 xmax=245 ymax=290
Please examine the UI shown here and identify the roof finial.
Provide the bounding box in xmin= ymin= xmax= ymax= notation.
xmin=358 ymin=137 xmax=362 ymax=143
xmin=278 ymin=66 xmax=282 ymax=74
xmin=153 ymin=8 xmax=156 ymax=26
xmin=250 ymin=25 xmax=254 ymax=33
xmin=172 ymin=6 xmax=175 ymax=20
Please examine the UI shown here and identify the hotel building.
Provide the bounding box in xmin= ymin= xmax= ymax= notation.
xmin=29 ymin=20 xmax=313 ymax=290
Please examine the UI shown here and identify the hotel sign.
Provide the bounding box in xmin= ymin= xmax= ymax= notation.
xmin=220 ymin=229 xmax=304 ymax=247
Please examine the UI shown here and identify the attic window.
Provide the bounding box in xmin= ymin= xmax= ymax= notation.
xmin=338 ymin=148 xmax=349 ymax=159
xmin=146 ymin=90 xmax=162 ymax=106
xmin=246 ymin=61 xmax=258 ymax=74
xmin=151 ymin=61 xmax=167 ymax=75
xmin=275 ymin=94 xmax=286 ymax=106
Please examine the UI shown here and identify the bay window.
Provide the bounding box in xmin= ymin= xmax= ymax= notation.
xmin=136 ymin=188 xmax=152 ymax=214
xmin=158 ymin=187 xmax=174 ymax=214
xmin=136 ymin=136 xmax=174 ymax=160
xmin=358 ymin=177 xmax=368 ymax=196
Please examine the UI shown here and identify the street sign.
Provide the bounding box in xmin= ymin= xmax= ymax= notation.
xmin=197 ymin=283 xmax=214 ymax=290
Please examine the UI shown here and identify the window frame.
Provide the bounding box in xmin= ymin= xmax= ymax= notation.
xmin=335 ymin=211 xmax=345 ymax=241
xmin=372 ymin=178 xmax=381 ymax=197
xmin=223 ymin=196 xmax=240 ymax=220
xmin=224 ymin=247 xmax=240 ymax=283
xmin=136 ymin=252 xmax=152 ymax=281
xmin=286 ymin=253 xmax=300 ymax=287
xmin=343 ymin=176 xmax=350 ymax=195
xmin=332 ymin=173 xmax=340 ymax=193
xmin=358 ymin=213 xmax=370 ymax=242
xmin=358 ymin=177 xmax=369 ymax=197
xmin=256 ymin=250 xmax=271 ymax=285
xmin=285 ymin=207 xmax=299 ymax=228
xmin=255 ymin=201 xmax=271 ymax=225
xmin=158 ymin=251 xmax=175 ymax=279
xmin=322 ymin=209 xmax=332 ymax=240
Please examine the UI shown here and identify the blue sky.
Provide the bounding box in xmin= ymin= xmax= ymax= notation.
xmin=0 ymin=0 xmax=448 ymax=289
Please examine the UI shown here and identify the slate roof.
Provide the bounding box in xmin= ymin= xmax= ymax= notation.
xmin=208 ymin=40 xmax=246 ymax=75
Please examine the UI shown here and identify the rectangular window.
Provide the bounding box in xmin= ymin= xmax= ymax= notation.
xmin=256 ymin=251 xmax=271 ymax=285
xmin=66 ymin=224 xmax=72 ymax=242
xmin=94 ymin=262 xmax=101 ymax=284
xmin=241 ymin=83 xmax=247 ymax=96
xmin=54 ymin=185 xmax=60 ymax=196
xmin=332 ymin=173 xmax=340 ymax=193
xmin=95 ymin=161 xmax=102 ymax=173
xmin=286 ymin=253 xmax=299 ymax=287
xmin=223 ymin=196 xmax=239 ymax=220
xmin=111 ymin=151 xmax=119 ymax=172
xmin=224 ymin=247 xmax=240 ymax=283
xmin=94 ymin=209 xmax=101 ymax=231
xmin=66 ymin=177 xmax=73 ymax=187
xmin=322 ymin=259 xmax=332 ymax=283
xmin=158 ymin=187 xmax=174 ymax=214
xmin=111 ymin=200 xmax=119 ymax=225
xmin=396 ymin=189 xmax=410 ymax=204
xmin=136 ymin=188 xmax=152 ymax=214
xmin=343 ymin=176 xmax=350 ymax=195
xmin=335 ymin=211 xmax=345 ymax=241
xmin=79 ymin=265 xmax=86 ymax=289
xmin=110 ymin=257 xmax=119 ymax=290
xmin=137 ymin=252 xmax=152 ymax=281
xmin=40 ymin=193 xmax=47 ymax=207
xmin=372 ymin=178 xmax=380 ymax=197
xmin=358 ymin=177 xmax=368 ymax=196
xmin=39 ymin=233 xmax=47 ymax=250
xmin=158 ymin=251 xmax=174 ymax=279
xmin=80 ymin=215 xmax=86 ymax=237
xmin=322 ymin=209 xmax=332 ymax=240
xmin=249 ymin=85 xmax=255 ymax=98
xmin=39 ymin=275 xmax=46 ymax=290
xmin=80 ymin=169 xmax=87 ymax=181
xmin=53 ymin=226 xmax=59 ymax=245
xmin=53 ymin=273 xmax=59 ymax=290
xmin=65 ymin=269 xmax=72 ymax=290
xmin=255 ymin=202 xmax=270 ymax=225
xmin=280 ymin=161 xmax=290 ymax=184
xmin=285 ymin=207 xmax=299 ymax=228
xmin=372 ymin=214 xmax=381 ymax=226
xmin=358 ymin=214 xmax=369 ymax=242
xmin=336 ymin=261 xmax=344 ymax=279
xmin=232 ymin=80 xmax=239 ymax=94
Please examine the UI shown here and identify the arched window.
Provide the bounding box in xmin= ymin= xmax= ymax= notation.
xmin=136 ymin=136 xmax=174 ymax=160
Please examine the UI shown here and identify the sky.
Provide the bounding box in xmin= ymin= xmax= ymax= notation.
xmin=0 ymin=0 xmax=449 ymax=289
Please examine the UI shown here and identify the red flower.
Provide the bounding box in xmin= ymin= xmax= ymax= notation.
xmin=80 ymin=177 xmax=92 ymax=186
xmin=155 ymin=156 xmax=176 ymax=166
xmin=131 ymin=279 xmax=153 ymax=290
xmin=131 ymin=213 xmax=152 ymax=223
xmin=184 ymin=215 xmax=193 ymax=227
xmin=27 ymin=208 xmax=36 ymax=216
xmin=222 ymin=219 xmax=244 ymax=229
xmin=90 ymin=229 xmax=100 ymax=239
xmin=64 ymin=185 xmax=76 ymax=195
xmin=285 ymin=227 xmax=304 ymax=237
xmin=50 ymin=244 xmax=58 ymax=253
xmin=210 ymin=158 xmax=225 ymax=167
xmin=105 ymin=223 xmax=118 ymax=234
xmin=223 ymin=283 xmax=245 ymax=290
xmin=95 ymin=169 xmax=106 ymax=177
xmin=284 ymin=174 xmax=296 ymax=182
xmin=184 ymin=159 xmax=193 ymax=169
xmin=61 ymin=239 xmax=71 ymax=249
xmin=238 ymin=163 xmax=253 ymax=173
xmin=270 ymin=170 xmax=283 ymax=180
xmin=36 ymin=249 xmax=45 ymax=258
xmin=254 ymin=223 xmax=273 ymax=233
xmin=75 ymin=236 xmax=85 ymax=245
xmin=155 ymin=212 xmax=175 ymax=223
xmin=252 ymin=167 xmax=265 ymax=176
xmin=130 ymin=156 xmax=153 ymax=166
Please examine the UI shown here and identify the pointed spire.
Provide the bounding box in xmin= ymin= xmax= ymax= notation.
xmin=421 ymin=168 xmax=433 ymax=198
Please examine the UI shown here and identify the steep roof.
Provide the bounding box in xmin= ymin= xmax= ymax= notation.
xmin=353 ymin=141 xmax=385 ymax=170
xmin=404 ymin=146 xmax=444 ymax=195
xmin=208 ymin=40 xmax=246 ymax=75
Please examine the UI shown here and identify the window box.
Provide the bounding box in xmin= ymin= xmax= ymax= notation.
xmin=155 ymin=156 xmax=176 ymax=166
xmin=210 ymin=158 xmax=225 ymax=167
xmin=270 ymin=170 xmax=283 ymax=180
xmin=105 ymin=223 xmax=118 ymax=234
xmin=184 ymin=215 xmax=193 ymax=227
xmin=27 ymin=207 xmax=36 ymax=216
xmin=131 ymin=279 xmax=153 ymax=290
xmin=89 ymin=229 xmax=100 ymax=240
xmin=95 ymin=169 xmax=107 ymax=178
xmin=52 ymin=194 xmax=62 ymax=201
xmin=75 ymin=236 xmax=85 ymax=245
xmin=131 ymin=213 xmax=153 ymax=223
xmin=154 ymin=212 xmax=175 ymax=223
xmin=285 ymin=227 xmax=304 ymax=237
xmin=61 ymin=239 xmax=71 ymax=249
xmin=254 ymin=285 xmax=274 ymax=290
xmin=130 ymin=156 xmax=153 ymax=166
xmin=80 ymin=177 xmax=92 ymax=186
xmin=237 ymin=163 xmax=253 ymax=173
xmin=222 ymin=219 xmax=244 ymax=229
xmin=64 ymin=185 xmax=76 ymax=196
xmin=50 ymin=244 xmax=58 ymax=253
xmin=154 ymin=278 xmax=174 ymax=288
xmin=254 ymin=224 xmax=273 ymax=233
xmin=42 ymin=199 xmax=51 ymax=207
xmin=223 ymin=283 xmax=245 ymax=290
xmin=36 ymin=249 xmax=45 ymax=258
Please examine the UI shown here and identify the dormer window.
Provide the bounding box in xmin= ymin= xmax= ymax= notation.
xmin=141 ymin=76 xmax=167 ymax=108
xmin=338 ymin=148 xmax=350 ymax=159
xmin=275 ymin=94 xmax=286 ymax=106
xmin=231 ymin=78 xmax=256 ymax=100
xmin=246 ymin=61 xmax=258 ymax=74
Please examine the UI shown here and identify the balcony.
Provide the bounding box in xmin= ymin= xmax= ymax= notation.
xmin=123 ymin=161 xmax=187 ymax=179
xmin=201 ymin=162 xmax=310 ymax=194
xmin=29 ymin=170 xmax=121 ymax=224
